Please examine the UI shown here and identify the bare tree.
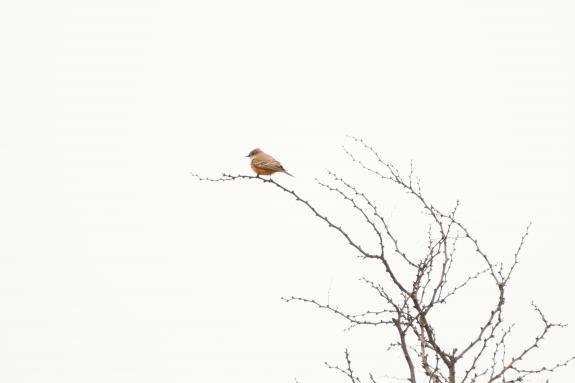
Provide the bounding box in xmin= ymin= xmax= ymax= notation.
xmin=192 ymin=137 xmax=573 ymax=383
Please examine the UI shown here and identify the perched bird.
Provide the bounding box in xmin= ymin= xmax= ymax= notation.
xmin=246 ymin=148 xmax=294 ymax=177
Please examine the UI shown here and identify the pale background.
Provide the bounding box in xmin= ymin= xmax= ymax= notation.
xmin=1 ymin=1 xmax=574 ymax=382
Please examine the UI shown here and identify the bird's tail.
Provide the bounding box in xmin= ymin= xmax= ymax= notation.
xmin=284 ymin=170 xmax=295 ymax=177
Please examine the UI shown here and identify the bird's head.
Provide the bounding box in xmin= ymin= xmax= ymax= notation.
xmin=246 ymin=148 xmax=262 ymax=158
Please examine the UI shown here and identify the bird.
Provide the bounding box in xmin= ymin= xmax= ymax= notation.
xmin=246 ymin=148 xmax=294 ymax=177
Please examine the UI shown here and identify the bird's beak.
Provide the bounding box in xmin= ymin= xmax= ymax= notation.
xmin=245 ymin=154 xmax=250 ymax=157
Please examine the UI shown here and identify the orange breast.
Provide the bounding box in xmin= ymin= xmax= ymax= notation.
xmin=251 ymin=163 xmax=275 ymax=175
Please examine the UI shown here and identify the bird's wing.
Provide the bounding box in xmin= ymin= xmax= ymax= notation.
xmin=253 ymin=154 xmax=285 ymax=171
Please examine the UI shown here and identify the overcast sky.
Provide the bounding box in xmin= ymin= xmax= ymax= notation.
xmin=1 ymin=1 xmax=574 ymax=382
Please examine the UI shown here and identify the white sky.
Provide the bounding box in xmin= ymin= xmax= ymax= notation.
xmin=1 ymin=1 xmax=574 ymax=382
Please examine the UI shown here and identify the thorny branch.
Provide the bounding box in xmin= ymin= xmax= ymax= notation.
xmin=192 ymin=138 xmax=573 ymax=382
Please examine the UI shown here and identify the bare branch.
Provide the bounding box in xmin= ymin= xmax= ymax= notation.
xmin=488 ymin=303 xmax=573 ymax=382
xmin=326 ymin=349 xmax=363 ymax=383
xmin=283 ymin=296 xmax=395 ymax=330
